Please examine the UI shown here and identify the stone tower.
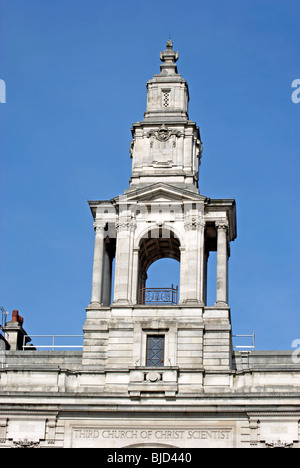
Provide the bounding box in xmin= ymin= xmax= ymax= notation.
xmin=82 ymin=39 xmax=237 ymax=392
xmin=1 ymin=40 xmax=300 ymax=450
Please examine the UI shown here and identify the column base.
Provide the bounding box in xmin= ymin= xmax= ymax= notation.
xmin=179 ymin=299 xmax=204 ymax=306
xmin=87 ymin=301 xmax=103 ymax=309
xmin=214 ymin=301 xmax=228 ymax=308
xmin=112 ymin=299 xmax=133 ymax=306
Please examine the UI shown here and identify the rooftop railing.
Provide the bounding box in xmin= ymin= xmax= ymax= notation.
xmin=22 ymin=335 xmax=84 ymax=351
xmin=232 ymin=332 xmax=255 ymax=351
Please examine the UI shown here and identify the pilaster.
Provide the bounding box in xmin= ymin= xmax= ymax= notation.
xmin=113 ymin=216 xmax=137 ymax=305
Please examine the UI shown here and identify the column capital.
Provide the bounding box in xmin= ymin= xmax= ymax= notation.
xmin=215 ymin=219 xmax=228 ymax=231
xmin=116 ymin=217 xmax=137 ymax=232
xmin=93 ymin=221 xmax=106 ymax=232
xmin=184 ymin=215 xmax=205 ymax=231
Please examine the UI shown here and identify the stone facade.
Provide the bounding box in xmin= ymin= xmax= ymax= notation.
xmin=0 ymin=40 xmax=300 ymax=449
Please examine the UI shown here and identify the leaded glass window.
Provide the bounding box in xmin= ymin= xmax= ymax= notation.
xmin=146 ymin=335 xmax=165 ymax=367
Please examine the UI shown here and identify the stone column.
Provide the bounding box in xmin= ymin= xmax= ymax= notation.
xmin=101 ymin=246 xmax=112 ymax=306
xmin=130 ymin=248 xmax=139 ymax=305
xmin=215 ymin=220 xmax=228 ymax=306
xmin=113 ymin=216 xmax=136 ymax=304
xmin=182 ymin=214 xmax=205 ymax=304
xmin=203 ymin=249 xmax=209 ymax=306
xmin=90 ymin=222 xmax=105 ymax=305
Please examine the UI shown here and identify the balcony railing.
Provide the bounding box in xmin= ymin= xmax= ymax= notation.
xmin=138 ymin=285 xmax=178 ymax=305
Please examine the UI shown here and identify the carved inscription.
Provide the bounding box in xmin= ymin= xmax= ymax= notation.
xmin=73 ymin=427 xmax=233 ymax=442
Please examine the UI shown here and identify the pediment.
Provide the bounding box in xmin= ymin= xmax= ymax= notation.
xmin=121 ymin=183 xmax=206 ymax=204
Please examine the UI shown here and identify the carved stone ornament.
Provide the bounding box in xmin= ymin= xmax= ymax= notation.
xmin=146 ymin=371 xmax=161 ymax=383
xmin=116 ymin=218 xmax=137 ymax=232
xmin=147 ymin=124 xmax=182 ymax=142
xmin=93 ymin=221 xmax=106 ymax=232
xmin=129 ymin=140 xmax=134 ymax=157
xmin=215 ymin=220 xmax=228 ymax=231
xmin=184 ymin=215 xmax=205 ymax=231
xmin=13 ymin=438 xmax=40 ymax=448
xmin=265 ymin=440 xmax=293 ymax=448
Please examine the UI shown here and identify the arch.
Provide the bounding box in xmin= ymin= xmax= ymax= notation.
xmin=139 ymin=227 xmax=180 ymax=272
xmin=137 ymin=226 xmax=181 ymax=305
xmin=123 ymin=442 xmax=178 ymax=448
xmin=134 ymin=223 xmax=182 ymax=251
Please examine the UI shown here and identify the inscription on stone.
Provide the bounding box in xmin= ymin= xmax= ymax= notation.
xmin=73 ymin=427 xmax=232 ymax=441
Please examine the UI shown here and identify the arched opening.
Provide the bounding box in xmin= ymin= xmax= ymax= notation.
xmin=206 ymin=250 xmax=217 ymax=306
xmin=102 ymin=234 xmax=116 ymax=306
xmin=137 ymin=227 xmax=180 ymax=305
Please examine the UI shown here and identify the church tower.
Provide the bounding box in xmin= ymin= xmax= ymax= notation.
xmin=82 ymin=40 xmax=237 ymax=393
xmin=2 ymin=40 xmax=300 ymax=450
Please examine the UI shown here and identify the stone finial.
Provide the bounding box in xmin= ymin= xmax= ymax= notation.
xmin=166 ymin=37 xmax=173 ymax=49
xmin=160 ymin=38 xmax=178 ymax=75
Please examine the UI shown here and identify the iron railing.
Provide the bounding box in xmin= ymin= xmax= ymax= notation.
xmin=0 ymin=307 xmax=8 ymax=328
xmin=138 ymin=285 xmax=178 ymax=305
xmin=22 ymin=335 xmax=84 ymax=351
xmin=232 ymin=332 xmax=255 ymax=351
xmin=0 ymin=307 xmax=8 ymax=338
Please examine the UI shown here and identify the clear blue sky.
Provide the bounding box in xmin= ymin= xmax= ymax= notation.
xmin=0 ymin=0 xmax=299 ymax=350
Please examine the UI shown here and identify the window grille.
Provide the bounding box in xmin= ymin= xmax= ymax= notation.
xmin=162 ymin=91 xmax=170 ymax=107
xmin=146 ymin=335 xmax=165 ymax=367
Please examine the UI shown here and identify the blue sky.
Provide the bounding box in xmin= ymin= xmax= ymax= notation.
xmin=0 ymin=0 xmax=299 ymax=350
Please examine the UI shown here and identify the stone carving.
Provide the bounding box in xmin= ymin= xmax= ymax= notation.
xmin=93 ymin=221 xmax=106 ymax=232
xmin=129 ymin=140 xmax=134 ymax=157
xmin=184 ymin=215 xmax=205 ymax=231
xmin=13 ymin=438 xmax=40 ymax=448
xmin=146 ymin=371 xmax=161 ymax=382
xmin=116 ymin=218 xmax=137 ymax=232
xmin=265 ymin=440 xmax=293 ymax=448
xmin=215 ymin=220 xmax=228 ymax=231
xmin=147 ymin=124 xmax=182 ymax=142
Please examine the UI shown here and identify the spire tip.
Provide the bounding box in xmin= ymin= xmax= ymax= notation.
xmin=166 ymin=37 xmax=173 ymax=49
